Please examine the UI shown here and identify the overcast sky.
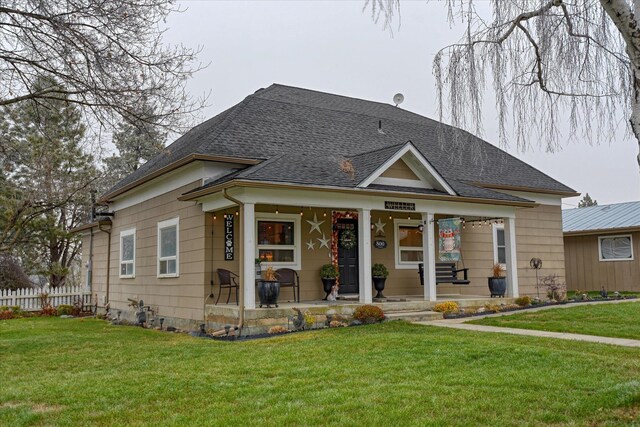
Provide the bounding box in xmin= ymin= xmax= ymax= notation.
xmin=163 ymin=1 xmax=639 ymax=208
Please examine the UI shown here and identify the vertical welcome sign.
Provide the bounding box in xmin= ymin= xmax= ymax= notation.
xmin=224 ymin=215 xmax=234 ymax=261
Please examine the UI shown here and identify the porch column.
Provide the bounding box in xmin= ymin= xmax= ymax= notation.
xmin=243 ymin=202 xmax=256 ymax=309
xmin=504 ymin=217 xmax=519 ymax=298
xmin=358 ymin=208 xmax=372 ymax=304
xmin=422 ymin=213 xmax=437 ymax=302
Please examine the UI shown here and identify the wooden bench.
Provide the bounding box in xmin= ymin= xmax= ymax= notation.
xmin=418 ymin=262 xmax=470 ymax=286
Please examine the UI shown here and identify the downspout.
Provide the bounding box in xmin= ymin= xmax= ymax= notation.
xmin=99 ymin=224 xmax=112 ymax=307
xmin=86 ymin=190 xmax=96 ymax=293
xmin=222 ymin=189 xmax=245 ymax=333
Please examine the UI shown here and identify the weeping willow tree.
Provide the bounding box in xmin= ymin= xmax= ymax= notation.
xmin=367 ymin=0 xmax=639 ymax=170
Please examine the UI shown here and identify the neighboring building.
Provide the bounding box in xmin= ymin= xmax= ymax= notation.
xmin=563 ymin=202 xmax=640 ymax=292
xmin=75 ymin=84 xmax=577 ymax=329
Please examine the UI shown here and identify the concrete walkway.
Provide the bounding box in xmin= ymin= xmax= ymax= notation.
xmin=416 ymin=299 xmax=640 ymax=348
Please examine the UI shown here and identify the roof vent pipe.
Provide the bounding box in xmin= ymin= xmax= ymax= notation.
xmin=378 ymin=120 xmax=385 ymax=135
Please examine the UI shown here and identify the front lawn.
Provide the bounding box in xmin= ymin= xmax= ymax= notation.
xmin=471 ymin=301 xmax=640 ymax=340
xmin=1 ymin=317 xmax=640 ymax=426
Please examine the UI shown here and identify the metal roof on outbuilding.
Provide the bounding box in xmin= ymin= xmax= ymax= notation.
xmin=562 ymin=201 xmax=640 ymax=233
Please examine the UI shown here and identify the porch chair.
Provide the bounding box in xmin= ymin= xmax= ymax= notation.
xmin=275 ymin=268 xmax=300 ymax=303
xmin=216 ymin=269 xmax=239 ymax=305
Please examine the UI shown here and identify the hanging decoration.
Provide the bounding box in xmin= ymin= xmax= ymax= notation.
xmin=373 ymin=218 xmax=386 ymax=236
xmin=306 ymin=213 xmax=324 ymax=235
xmin=438 ymin=218 xmax=462 ymax=262
xmin=317 ymin=233 xmax=330 ymax=249
xmin=339 ymin=229 xmax=356 ymax=249
xmin=306 ymin=239 xmax=316 ymax=250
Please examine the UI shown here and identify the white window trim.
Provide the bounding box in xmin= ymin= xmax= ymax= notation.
xmin=119 ymin=227 xmax=136 ymax=279
xmin=255 ymin=213 xmax=301 ymax=270
xmin=157 ymin=217 xmax=179 ymax=278
xmin=493 ymin=224 xmax=506 ymax=267
xmin=598 ymin=234 xmax=634 ymax=262
xmin=394 ymin=219 xmax=423 ymax=269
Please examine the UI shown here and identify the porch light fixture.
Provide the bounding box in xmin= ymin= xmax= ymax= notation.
xmin=300 ymin=207 xmax=303 ymax=216
xmin=275 ymin=206 xmax=279 ymax=214
xmin=213 ymin=214 xmax=217 ymax=220
xmin=418 ymin=224 xmax=424 ymax=232
xmin=370 ymin=222 xmax=375 ymax=230
xmin=388 ymin=214 xmax=392 ymax=220
xmin=235 ymin=210 xmax=239 ymax=216
xmin=323 ymin=210 xmax=327 ymax=217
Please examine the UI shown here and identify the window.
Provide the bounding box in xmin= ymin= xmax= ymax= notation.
xmin=394 ymin=219 xmax=423 ymax=269
xmin=256 ymin=213 xmax=301 ymax=269
xmin=599 ymin=235 xmax=633 ymax=261
xmin=119 ymin=228 xmax=136 ymax=278
xmin=157 ymin=217 xmax=179 ymax=277
xmin=493 ymin=225 xmax=506 ymax=265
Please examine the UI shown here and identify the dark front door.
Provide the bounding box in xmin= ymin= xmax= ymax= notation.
xmin=337 ymin=218 xmax=359 ymax=294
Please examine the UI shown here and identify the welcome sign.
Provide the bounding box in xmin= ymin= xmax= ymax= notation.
xmin=224 ymin=215 xmax=234 ymax=261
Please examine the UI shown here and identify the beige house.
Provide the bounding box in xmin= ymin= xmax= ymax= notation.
xmin=563 ymin=202 xmax=640 ymax=292
xmin=76 ymin=85 xmax=577 ymax=330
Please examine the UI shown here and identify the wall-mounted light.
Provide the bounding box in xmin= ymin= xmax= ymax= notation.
xmin=418 ymin=224 xmax=424 ymax=232
xmin=235 ymin=210 xmax=239 ymax=216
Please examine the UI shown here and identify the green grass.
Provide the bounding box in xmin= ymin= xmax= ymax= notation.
xmin=1 ymin=318 xmax=640 ymax=426
xmin=472 ymin=301 xmax=640 ymax=340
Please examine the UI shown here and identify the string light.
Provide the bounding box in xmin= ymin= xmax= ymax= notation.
xmin=300 ymin=207 xmax=303 ymax=216
xmin=323 ymin=210 xmax=327 ymax=217
xmin=235 ymin=210 xmax=239 ymax=216
xmin=275 ymin=206 xmax=279 ymax=214
xmin=213 ymin=214 xmax=217 ymax=220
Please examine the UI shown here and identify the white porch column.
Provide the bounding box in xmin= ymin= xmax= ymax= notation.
xmin=358 ymin=208 xmax=372 ymax=303
xmin=422 ymin=213 xmax=437 ymax=302
xmin=243 ymin=203 xmax=256 ymax=309
xmin=504 ymin=217 xmax=519 ymax=298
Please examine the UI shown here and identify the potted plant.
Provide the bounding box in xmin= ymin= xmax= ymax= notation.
xmin=320 ymin=264 xmax=339 ymax=300
xmin=488 ymin=263 xmax=506 ymax=298
xmin=371 ymin=263 xmax=389 ymax=299
xmin=258 ymin=266 xmax=280 ymax=308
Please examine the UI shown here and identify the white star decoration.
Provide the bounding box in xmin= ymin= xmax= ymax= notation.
xmin=306 ymin=213 xmax=324 ymax=234
xmin=374 ymin=218 xmax=386 ymax=235
xmin=317 ymin=233 xmax=330 ymax=249
xmin=306 ymin=239 xmax=316 ymax=250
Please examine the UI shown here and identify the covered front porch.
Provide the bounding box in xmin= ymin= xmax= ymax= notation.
xmin=201 ymin=187 xmax=522 ymax=310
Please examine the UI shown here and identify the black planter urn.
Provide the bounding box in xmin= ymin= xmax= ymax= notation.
xmin=372 ymin=277 xmax=387 ymax=299
xmin=321 ymin=278 xmax=337 ymax=300
xmin=258 ymin=280 xmax=280 ymax=308
xmin=488 ymin=277 xmax=507 ymax=298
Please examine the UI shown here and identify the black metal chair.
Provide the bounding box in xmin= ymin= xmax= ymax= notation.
xmin=275 ymin=268 xmax=300 ymax=302
xmin=216 ymin=269 xmax=239 ymax=305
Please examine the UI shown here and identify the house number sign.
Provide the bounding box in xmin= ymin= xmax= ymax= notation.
xmin=373 ymin=240 xmax=387 ymax=249
xmin=224 ymin=215 xmax=234 ymax=261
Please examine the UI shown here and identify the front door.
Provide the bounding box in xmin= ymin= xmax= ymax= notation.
xmin=337 ymin=218 xmax=359 ymax=294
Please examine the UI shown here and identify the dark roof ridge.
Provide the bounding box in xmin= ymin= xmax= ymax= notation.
xmin=350 ymin=141 xmax=410 ymax=158
xmin=253 ymin=85 xmax=439 ymax=126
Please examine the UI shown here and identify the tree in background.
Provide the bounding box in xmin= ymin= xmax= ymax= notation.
xmin=0 ymin=78 xmax=99 ymax=287
xmin=368 ymin=1 xmax=640 ymax=170
xmin=0 ymin=0 xmax=205 ymax=131
xmin=578 ymin=193 xmax=598 ymax=208
xmin=102 ymin=106 xmax=167 ymax=191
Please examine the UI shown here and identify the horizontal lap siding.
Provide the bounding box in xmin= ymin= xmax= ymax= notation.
xmin=96 ymin=181 xmax=206 ymax=321
xmin=564 ymin=231 xmax=640 ymax=291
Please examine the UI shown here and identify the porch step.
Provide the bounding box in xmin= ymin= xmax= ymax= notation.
xmin=384 ymin=310 xmax=443 ymax=322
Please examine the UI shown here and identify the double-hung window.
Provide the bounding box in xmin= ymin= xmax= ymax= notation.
xmin=256 ymin=213 xmax=301 ymax=269
xmin=493 ymin=225 xmax=506 ymax=266
xmin=599 ymin=235 xmax=633 ymax=261
xmin=119 ymin=228 xmax=136 ymax=278
xmin=395 ymin=219 xmax=423 ymax=269
xmin=158 ymin=217 xmax=179 ymax=277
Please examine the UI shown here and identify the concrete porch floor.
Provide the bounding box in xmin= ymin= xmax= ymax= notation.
xmin=205 ymin=294 xmax=515 ymax=335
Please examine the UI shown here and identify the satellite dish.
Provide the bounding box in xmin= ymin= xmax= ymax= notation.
xmin=393 ymin=93 xmax=404 ymax=107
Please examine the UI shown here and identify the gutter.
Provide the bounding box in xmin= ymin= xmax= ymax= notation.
xmin=178 ymin=179 xmax=539 ymax=208
xmin=220 ymin=188 xmax=246 ymax=334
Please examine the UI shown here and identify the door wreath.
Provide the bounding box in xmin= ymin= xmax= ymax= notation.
xmin=339 ymin=229 xmax=356 ymax=250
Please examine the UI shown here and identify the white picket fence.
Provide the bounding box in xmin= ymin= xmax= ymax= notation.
xmin=0 ymin=286 xmax=92 ymax=311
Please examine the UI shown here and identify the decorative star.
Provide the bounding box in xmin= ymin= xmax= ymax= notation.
xmin=374 ymin=218 xmax=386 ymax=235
xmin=306 ymin=239 xmax=316 ymax=250
xmin=317 ymin=233 xmax=330 ymax=249
xmin=306 ymin=213 xmax=324 ymax=235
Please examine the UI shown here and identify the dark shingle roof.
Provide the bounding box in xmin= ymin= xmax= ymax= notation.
xmin=105 ymin=84 xmax=575 ymax=201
